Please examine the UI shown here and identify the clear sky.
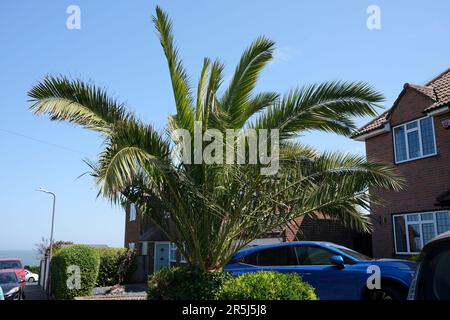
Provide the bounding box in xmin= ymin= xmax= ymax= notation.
xmin=0 ymin=0 xmax=449 ymax=250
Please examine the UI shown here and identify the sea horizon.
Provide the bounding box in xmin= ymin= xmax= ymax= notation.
xmin=0 ymin=249 xmax=41 ymax=267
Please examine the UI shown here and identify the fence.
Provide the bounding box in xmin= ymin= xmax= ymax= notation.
xmin=38 ymin=257 xmax=51 ymax=295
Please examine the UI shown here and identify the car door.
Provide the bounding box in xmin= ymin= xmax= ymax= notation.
xmin=293 ymin=245 xmax=361 ymax=300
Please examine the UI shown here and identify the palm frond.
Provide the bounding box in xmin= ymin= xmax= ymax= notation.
xmin=221 ymin=37 xmax=275 ymax=127
xmin=95 ymin=120 xmax=171 ymax=201
xmin=28 ymin=75 xmax=129 ymax=133
xmin=253 ymin=81 xmax=384 ymax=139
xmin=153 ymin=6 xmax=195 ymax=133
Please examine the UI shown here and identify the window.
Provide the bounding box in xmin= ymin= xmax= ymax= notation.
xmin=239 ymin=246 xmax=297 ymax=266
xmin=295 ymin=246 xmax=350 ymax=265
xmin=253 ymin=246 xmax=298 ymax=266
xmin=170 ymin=243 xmax=177 ymax=262
xmin=240 ymin=252 xmax=258 ymax=265
xmin=393 ymin=117 xmax=436 ymax=163
xmin=128 ymin=242 xmax=135 ymax=250
xmin=0 ymin=260 xmax=22 ymax=270
xmin=141 ymin=241 xmax=148 ymax=256
xmin=334 ymin=247 xmax=371 ymax=261
xmin=129 ymin=203 xmax=137 ymax=222
xmin=393 ymin=211 xmax=450 ymax=254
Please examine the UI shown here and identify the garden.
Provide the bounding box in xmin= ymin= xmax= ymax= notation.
xmin=49 ymin=244 xmax=317 ymax=300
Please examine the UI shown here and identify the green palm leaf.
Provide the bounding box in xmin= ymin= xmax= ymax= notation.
xmin=221 ymin=37 xmax=275 ymax=127
xmin=28 ymin=75 xmax=129 ymax=133
xmin=153 ymin=6 xmax=195 ymax=133
xmin=253 ymin=81 xmax=384 ymax=139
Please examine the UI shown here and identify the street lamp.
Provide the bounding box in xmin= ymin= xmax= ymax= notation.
xmin=36 ymin=187 xmax=56 ymax=294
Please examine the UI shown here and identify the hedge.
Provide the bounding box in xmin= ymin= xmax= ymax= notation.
xmin=95 ymin=247 xmax=136 ymax=287
xmin=51 ymin=245 xmax=100 ymax=300
xmin=148 ymin=267 xmax=232 ymax=300
xmin=217 ymin=271 xmax=318 ymax=300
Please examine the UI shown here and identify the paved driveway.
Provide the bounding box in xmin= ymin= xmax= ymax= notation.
xmin=24 ymin=283 xmax=47 ymax=300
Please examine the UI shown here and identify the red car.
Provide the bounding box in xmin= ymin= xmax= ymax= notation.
xmin=0 ymin=259 xmax=26 ymax=289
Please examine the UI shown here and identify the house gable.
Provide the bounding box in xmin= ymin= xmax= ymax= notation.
xmin=389 ymin=87 xmax=435 ymax=127
xmin=352 ymin=68 xmax=450 ymax=141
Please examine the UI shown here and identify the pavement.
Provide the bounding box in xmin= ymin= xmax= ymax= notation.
xmin=24 ymin=283 xmax=47 ymax=300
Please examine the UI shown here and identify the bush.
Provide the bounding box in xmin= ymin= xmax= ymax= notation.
xmin=96 ymin=248 xmax=136 ymax=286
xmin=148 ymin=267 xmax=232 ymax=300
xmin=217 ymin=271 xmax=317 ymax=300
xmin=51 ymin=245 xmax=100 ymax=300
xmin=25 ymin=265 xmax=40 ymax=274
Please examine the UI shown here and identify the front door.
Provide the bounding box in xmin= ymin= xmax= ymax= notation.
xmin=154 ymin=242 xmax=170 ymax=272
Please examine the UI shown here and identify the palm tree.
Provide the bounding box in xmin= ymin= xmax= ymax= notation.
xmin=28 ymin=6 xmax=403 ymax=271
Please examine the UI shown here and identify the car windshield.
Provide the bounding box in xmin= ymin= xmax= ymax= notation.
xmin=0 ymin=272 xmax=18 ymax=284
xmin=334 ymin=247 xmax=372 ymax=261
xmin=0 ymin=260 xmax=22 ymax=269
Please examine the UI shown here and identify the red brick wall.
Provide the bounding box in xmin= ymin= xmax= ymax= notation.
xmin=284 ymin=216 xmax=373 ymax=256
xmin=365 ymin=88 xmax=450 ymax=257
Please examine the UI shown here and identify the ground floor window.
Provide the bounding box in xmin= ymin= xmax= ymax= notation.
xmin=170 ymin=242 xmax=187 ymax=263
xmin=141 ymin=241 xmax=148 ymax=256
xmin=180 ymin=243 xmax=187 ymax=263
xmin=393 ymin=211 xmax=450 ymax=254
xmin=170 ymin=243 xmax=177 ymax=262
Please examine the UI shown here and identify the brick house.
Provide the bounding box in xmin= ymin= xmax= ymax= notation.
xmin=352 ymin=68 xmax=450 ymax=258
xmin=124 ymin=204 xmax=371 ymax=280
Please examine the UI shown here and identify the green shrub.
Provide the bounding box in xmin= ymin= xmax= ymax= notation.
xmin=217 ymin=271 xmax=317 ymax=300
xmin=148 ymin=266 xmax=232 ymax=300
xmin=51 ymin=245 xmax=100 ymax=300
xmin=96 ymin=248 xmax=136 ymax=286
xmin=25 ymin=265 xmax=40 ymax=274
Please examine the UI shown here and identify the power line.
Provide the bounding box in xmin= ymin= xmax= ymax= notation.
xmin=0 ymin=127 xmax=93 ymax=157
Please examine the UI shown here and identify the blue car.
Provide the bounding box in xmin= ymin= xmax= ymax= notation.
xmin=224 ymin=241 xmax=416 ymax=300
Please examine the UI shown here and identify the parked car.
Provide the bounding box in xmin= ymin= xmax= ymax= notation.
xmin=0 ymin=271 xmax=24 ymax=300
xmin=0 ymin=259 xmax=26 ymax=289
xmin=408 ymin=231 xmax=450 ymax=300
xmin=225 ymin=241 xmax=416 ymax=300
xmin=24 ymin=269 xmax=39 ymax=283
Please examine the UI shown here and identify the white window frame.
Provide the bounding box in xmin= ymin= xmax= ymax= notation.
xmin=392 ymin=116 xmax=437 ymax=164
xmin=170 ymin=242 xmax=177 ymax=262
xmin=392 ymin=211 xmax=447 ymax=254
xmin=128 ymin=242 xmax=135 ymax=250
xmin=129 ymin=203 xmax=137 ymax=222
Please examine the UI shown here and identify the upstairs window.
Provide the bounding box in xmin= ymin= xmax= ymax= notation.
xmin=393 ymin=117 xmax=436 ymax=163
xmin=129 ymin=203 xmax=137 ymax=222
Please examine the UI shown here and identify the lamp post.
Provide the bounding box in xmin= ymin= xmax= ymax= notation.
xmin=36 ymin=187 xmax=56 ymax=295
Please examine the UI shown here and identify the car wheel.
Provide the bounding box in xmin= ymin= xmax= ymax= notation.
xmin=367 ymin=285 xmax=405 ymax=300
xmin=28 ymin=277 xmax=35 ymax=283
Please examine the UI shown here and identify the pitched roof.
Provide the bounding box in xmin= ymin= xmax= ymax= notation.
xmin=352 ymin=110 xmax=390 ymax=136
xmin=352 ymin=68 xmax=450 ymax=139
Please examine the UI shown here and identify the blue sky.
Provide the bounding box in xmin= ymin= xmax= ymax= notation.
xmin=0 ymin=0 xmax=449 ymax=250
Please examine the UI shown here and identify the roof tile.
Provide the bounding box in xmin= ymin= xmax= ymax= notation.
xmin=353 ymin=68 xmax=450 ymax=138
